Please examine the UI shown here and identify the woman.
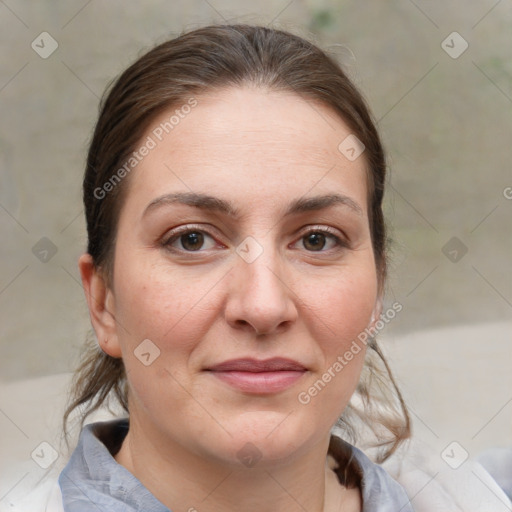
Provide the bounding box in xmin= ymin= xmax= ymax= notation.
xmin=41 ymin=24 xmax=415 ymax=511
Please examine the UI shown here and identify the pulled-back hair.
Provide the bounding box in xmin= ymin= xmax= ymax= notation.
xmin=65 ymin=24 xmax=410 ymax=469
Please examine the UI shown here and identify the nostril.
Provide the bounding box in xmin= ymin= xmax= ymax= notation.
xmin=240 ymin=319 xmax=292 ymax=337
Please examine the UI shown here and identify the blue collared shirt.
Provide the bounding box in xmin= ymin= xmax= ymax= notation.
xmin=59 ymin=419 xmax=414 ymax=512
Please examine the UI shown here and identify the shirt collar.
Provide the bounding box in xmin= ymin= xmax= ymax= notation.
xmin=59 ymin=419 xmax=168 ymax=511
xmin=59 ymin=419 xmax=413 ymax=512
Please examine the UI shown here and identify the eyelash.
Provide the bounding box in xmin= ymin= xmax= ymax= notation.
xmin=161 ymin=224 xmax=348 ymax=254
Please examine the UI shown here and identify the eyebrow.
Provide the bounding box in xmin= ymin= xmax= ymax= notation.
xmin=142 ymin=192 xmax=363 ymax=219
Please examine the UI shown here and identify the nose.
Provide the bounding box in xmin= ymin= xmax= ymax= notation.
xmin=224 ymin=246 xmax=299 ymax=336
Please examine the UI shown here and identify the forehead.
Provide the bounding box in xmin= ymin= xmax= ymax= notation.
xmin=125 ymin=86 xmax=369 ymax=214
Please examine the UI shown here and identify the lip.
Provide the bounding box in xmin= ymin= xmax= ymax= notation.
xmin=206 ymin=358 xmax=307 ymax=394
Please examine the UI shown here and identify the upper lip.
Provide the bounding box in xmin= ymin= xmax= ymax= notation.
xmin=207 ymin=357 xmax=307 ymax=372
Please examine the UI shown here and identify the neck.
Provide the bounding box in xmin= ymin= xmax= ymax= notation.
xmin=114 ymin=414 xmax=354 ymax=512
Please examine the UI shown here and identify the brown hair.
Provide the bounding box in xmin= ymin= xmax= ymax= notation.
xmin=65 ymin=24 xmax=410 ymax=471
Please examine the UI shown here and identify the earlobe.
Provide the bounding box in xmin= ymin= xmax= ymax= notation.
xmin=369 ymin=296 xmax=383 ymax=329
xmin=78 ymin=254 xmax=122 ymax=358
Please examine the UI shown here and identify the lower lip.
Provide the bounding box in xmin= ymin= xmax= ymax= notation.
xmin=209 ymin=370 xmax=306 ymax=394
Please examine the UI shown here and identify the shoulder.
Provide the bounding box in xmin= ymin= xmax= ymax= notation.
xmin=44 ymin=481 xmax=64 ymax=512
xmin=4 ymin=477 xmax=63 ymax=512
xmin=477 ymin=446 xmax=512 ymax=501
xmin=382 ymin=439 xmax=512 ymax=512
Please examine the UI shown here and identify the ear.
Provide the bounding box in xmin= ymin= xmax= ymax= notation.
xmin=78 ymin=253 xmax=122 ymax=358
xmin=369 ymin=295 xmax=383 ymax=330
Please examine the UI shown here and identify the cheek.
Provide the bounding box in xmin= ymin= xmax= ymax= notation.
xmin=304 ymin=265 xmax=378 ymax=351
xmin=113 ymin=257 xmax=222 ymax=357
xmin=293 ymin=263 xmax=377 ymax=415
xmin=112 ymin=263 xmax=222 ymax=412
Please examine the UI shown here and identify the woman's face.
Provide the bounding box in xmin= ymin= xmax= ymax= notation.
xmin=101 ymin=87 xmax=379 ymax=466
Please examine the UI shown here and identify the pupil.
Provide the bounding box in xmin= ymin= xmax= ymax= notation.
xmin=305 ymin=233 xmax=325 ymax=251
xmin=182 ymin=232 xmax=203 ymax=251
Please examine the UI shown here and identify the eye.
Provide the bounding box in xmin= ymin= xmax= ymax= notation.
xmin=294 ymin=227 xmax=346 ymax=252
xmin=164 ymin=227 xmax=219 ymax=252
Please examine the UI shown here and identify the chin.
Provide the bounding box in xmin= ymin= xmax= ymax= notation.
xmin=217 ymin=410 xmax=323 ymax=468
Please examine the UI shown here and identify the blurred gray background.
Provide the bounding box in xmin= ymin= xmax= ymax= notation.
xmin=1 ymin=0 xmax=511 ymax=485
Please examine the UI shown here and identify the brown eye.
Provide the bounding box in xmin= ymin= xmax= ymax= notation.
xmin=164 ymin=228 xmax=218 ymax=252
xmin=303 ymin=232 xmax=327 ymax=251
xmin=299 ymin=230 xmax=342 ymax=252
xmin=180 ymin=231 xmax=204 ymax=251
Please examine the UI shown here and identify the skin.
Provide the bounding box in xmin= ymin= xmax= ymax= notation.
xmin=79 ymin=86 xmax=383 ymax=512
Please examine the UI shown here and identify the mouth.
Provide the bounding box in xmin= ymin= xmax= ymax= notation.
xmin=205 ymin=358 xmax=308 ymax=394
